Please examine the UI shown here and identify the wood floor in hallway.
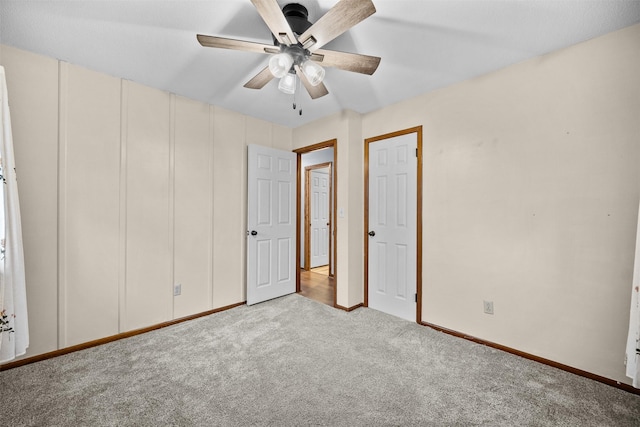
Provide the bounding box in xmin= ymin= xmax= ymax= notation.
xmin=299 ymin=266 xmax=334 ymax=306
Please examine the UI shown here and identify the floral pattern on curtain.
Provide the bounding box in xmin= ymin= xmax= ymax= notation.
xmin=0 ymin=66 xmax=28 ymax=362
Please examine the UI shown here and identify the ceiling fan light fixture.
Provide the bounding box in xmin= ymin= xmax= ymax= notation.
xmin=301 ymin=60 xmax=325 ymax=86
xmin=278 ymin=73 xmax=297 ymax=94
xmin=197 ymin=0 xmax=381 ymax=100
xmin=269 ymin=53 xmax=294 ymax=78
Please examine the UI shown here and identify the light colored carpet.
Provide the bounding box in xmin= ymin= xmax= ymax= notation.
xmin=1 ymin=294 xmax=639 ymax=426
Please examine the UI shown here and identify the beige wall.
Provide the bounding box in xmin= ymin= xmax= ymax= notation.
xmin=0 ymin=45 xmax=292 ymax=356
xmin=292 ymin=110 xmax=364 ymax=308
xmin=292 ymin=24 xmax=640 ymax=384
xmin=360 ymin=23 xmax=637 ymax=384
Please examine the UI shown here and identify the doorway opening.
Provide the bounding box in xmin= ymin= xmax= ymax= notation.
xmin=304 ymin=162 xmax=332 ymax=273
xmin=294 ymin=140 xmax=337 ymax=307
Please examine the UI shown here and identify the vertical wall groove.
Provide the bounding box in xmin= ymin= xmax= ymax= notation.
xmin=118 ymin=80 xmax=129 ymax=333
xmin=56 ymin=61 xmax=68 ymax=348
xmin=169 ymin=94 xmax=176 ymax=319
xmin=241 ymin=116 xmax=247 ymax=301
xmin=208 ymin=106 xmax=215 ymax=309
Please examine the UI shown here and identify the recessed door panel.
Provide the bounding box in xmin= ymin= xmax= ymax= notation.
xmin=377 ymin=148 xmax=388 ymax=166
xmin=395 ymin=244 xmax=408 ymax=299
xmin=256 ymin=239 xmax=272 ymax=288
xmin=396 ymin=173 xmax=408 ymax=228
xmin=278 ymin=181 xmax=291 ymax=224
xmin=377 ymin=176 xmax=387 ymax=226
xmin=278 ymin=157 xmax=291 ymax=173
xmin=376 ymin=242 xmax=387 ymax=294
xmin=257 ymin=179 xmax=272 ymax=226
xmin=258 ymin=154 xmax=271 ymax=171
xmin=278 ymin=237 xmax=292 ymax=282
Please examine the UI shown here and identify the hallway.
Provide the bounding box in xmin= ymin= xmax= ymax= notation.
xmin=299 ymin=266 xmax=334 ymax=307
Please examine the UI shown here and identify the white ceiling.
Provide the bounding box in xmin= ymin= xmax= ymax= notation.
xmin=1 ymin=1 xmax=639 ymax=128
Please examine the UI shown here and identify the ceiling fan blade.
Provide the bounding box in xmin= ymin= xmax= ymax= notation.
xmin=295 ymin=65 xmax=329 ymax=99
xmin=251 ymin=0 xmax=298 ymax=46
xmin=298 ymin=0 xmax=376 ymax=52
xmin=244 ymin=66 xmax=275 ymax=89
xmin=197 ymin=34 xmax=276 ymax=54
xmin=312 ymin=49 xmax=380 ymax=75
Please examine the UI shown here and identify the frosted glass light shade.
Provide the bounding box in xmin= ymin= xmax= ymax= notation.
xmin=301 ymin=60 xmax=325 ymax=86
xmin=269 ymin=53 xmax=294 ymax=78
xmin=278 ymin=73 xmax=296 ymax=94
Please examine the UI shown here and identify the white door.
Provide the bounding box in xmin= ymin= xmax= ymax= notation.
xmin=310 ymin=168 xmax=330 ymax=268
xmin=368 ymin=133 xmax=417 ymax=321
xmin=247 ymin=144 xmax=296 ymax=305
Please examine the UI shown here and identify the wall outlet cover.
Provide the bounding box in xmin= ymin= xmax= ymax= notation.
xmin=483 ymin=300 xmax=494 ymax=315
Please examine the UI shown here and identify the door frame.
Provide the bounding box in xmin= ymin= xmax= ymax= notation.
xmin=294 ymin=139 xmax=337 ymax=307
xmin=364 ymin=126 xmax=423 ymax=323
xmin=304 ymin=162 xmax=333 ymax=273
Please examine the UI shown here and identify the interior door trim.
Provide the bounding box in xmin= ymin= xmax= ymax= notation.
xmin=364 ymin=126 xmax=423 ymax=323
xmin=294 ymin=140 xmax=338 ymax=306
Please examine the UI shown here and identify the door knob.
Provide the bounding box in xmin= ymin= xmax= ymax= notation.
xmin=250 ymin=230 xmax=258 ymax=236
xmin=368 ymin=231 xmax=375 ymax=237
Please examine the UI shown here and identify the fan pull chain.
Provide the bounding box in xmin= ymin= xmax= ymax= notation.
xmin=292 ymin=85 xmax=296 ymax=110
xmin=292 ymin=76 xmax=302 ymax=116
xmin=298 ymin=76 xmax=302 ymax=116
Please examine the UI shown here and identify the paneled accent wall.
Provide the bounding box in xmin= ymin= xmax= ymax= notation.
xmin=58 ymin=62 xmax=121 ymax=346
xmin=0 ymin=45 xmax=293 ymax=357
xmin=122 ymin=81 xmax=172 ymax=332
xmin=212 ymin=107 xmax=246 ymax=307
xmin=173 ymin=96 xmax=214 ymax=319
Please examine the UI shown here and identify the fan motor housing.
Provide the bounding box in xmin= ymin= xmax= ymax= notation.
xmin=273 ymin=3 xmax=312 ymax=45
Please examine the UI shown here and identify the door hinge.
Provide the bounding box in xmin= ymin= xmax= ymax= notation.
xmin=415 ymin=293 xmax=418 ymax=303
xmin=415 ymin=148 xmax=418 ymax=157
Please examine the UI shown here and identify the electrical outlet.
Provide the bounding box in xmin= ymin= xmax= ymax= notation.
xmin=483 ymin=300 xmax=494 ymax=315
xmin=174 ymin=283 xmax=182 ymax=296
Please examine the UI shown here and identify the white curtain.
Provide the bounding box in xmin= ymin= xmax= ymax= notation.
xmin=626 ymin=199 xmax=640 ymax=388
xmin=0 ymin=66 xmax=28 ymax=362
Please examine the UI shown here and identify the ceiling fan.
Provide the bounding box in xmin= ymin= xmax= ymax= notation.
xmin=197 ymin=0 xmax=381 ymax=100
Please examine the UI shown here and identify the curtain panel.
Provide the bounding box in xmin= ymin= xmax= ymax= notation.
xmin=0 ymin=66 xmax=29 ymax=362
xmin=626 ymin=199 xmax=640 ymax=388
